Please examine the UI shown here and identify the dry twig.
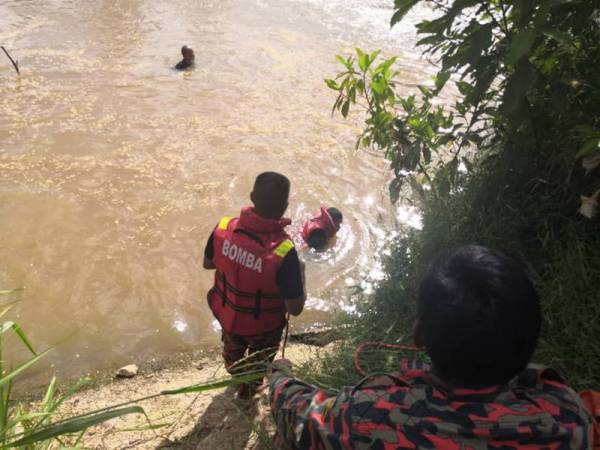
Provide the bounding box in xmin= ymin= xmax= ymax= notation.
xmin=1 ymin=46 xmax=20 ymax=74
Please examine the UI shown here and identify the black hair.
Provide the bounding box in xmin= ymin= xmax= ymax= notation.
xmin=252 ymin=172 xmax=290 ymax=219
xmin=307 ymin=229 xmax=327 ymax=249
xmin=417 ymin=245 xmax=541 ymax=385
xmin=327 ymin=207 xmax=343 ymax=223
xmin=181 ymin=46 xmax=194 ymax=58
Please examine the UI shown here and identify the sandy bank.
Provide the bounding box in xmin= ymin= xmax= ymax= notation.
xmin=53 ymin=343 xmax=323 ymax=449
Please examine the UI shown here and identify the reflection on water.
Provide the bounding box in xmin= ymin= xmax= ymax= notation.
xmin=0 ymin=0 xmax=431 ymax=380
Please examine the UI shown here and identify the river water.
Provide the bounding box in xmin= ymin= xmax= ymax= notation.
xmin=0 ymin=0 xmax=431 ymax=380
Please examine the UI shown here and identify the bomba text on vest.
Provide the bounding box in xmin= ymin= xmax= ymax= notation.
xmin=221 ymin=240 xmax=263 ymax=273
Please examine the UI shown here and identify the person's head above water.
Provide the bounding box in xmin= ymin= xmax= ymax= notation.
xmin=181 ymin=45 xmax=195 ymax=62
xmin=250 ymin=172 xmax=290 ymax=220
xmin=327 ymin=207 xmax=343 ymax=231
xmin=415 ymin=245 xmax=541 ymax=385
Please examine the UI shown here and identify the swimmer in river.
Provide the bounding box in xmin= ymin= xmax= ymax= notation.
xmin=174 ymin=45 xmax=195 ymax=71
xmin=301 ymin=206 xmax=343 ymax=249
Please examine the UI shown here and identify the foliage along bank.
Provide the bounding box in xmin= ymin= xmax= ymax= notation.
xmin=320 ymin=0 xmax=600 ymax=390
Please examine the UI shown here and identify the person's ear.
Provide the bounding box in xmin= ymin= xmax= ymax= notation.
xmin=412 ymin=321 xmax=425 ymax=348
xmin=250 ymin=191 xmax=256 ymax=205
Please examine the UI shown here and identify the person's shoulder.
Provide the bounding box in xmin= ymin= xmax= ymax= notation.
xmin=277 ymin=241 xmax=298 ymax=261
xmin=519 ymin=367 xmax=593 ymax=421
xmin=174 ymin=60 xmax=194 ymax=71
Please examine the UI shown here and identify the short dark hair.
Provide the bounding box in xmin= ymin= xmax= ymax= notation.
xmin=307 ymin=229 xmax=327 ymax=249
xmin=327 ymin=207 xmax=343 ymax=223
xmin=252 ymin=172 xmax=290 ymax=219
xmin=417 ymin=245 xmax=541 ymax=385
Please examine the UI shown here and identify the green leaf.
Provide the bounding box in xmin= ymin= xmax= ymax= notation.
xmin=356 ymin=79 xmax=365 ymax=95
xmin=324 ymin=79 xmax=339 ymax=90
xmin=389 ymin=177 xmax=403 ymax=204
xmin=369 ymin=50 xmax=381 ymax=63
xmin=391 ymin=0 xmax=419 ymax=27
xmin=500 ymin=61 xmax=534 ymax=114
xmin=437 ymin=134 xmax=454 ymax=147
xmin=356 ymin=48 xmax=368 ymax=72
xmin=543 ymin=29 xmax=573 ymax=47
xmin=507 ymin=28 xmax=537 ymax=65
xmin=341 ymin=100 xmax=350 ymax=118
xmin=335 ymin=55 xmax=352 ymax=70
xmin=450 ymin=0 xmax=480 ymax=11
xmin=417 ymin=15 xmax=452 ymax=34
xmin=465 ymin=23 xmax=493 ymax=67
xmin=575 ymin=138 xmax=600 ymax=159
xmin=456 ymin=81 xmax=474 ymax=97
xmin=372 ymin=77 xmax=387 ymax=95
xmin=7 ymin=406 xmax=144 ymax=447
xmin=422 ymin=145 xmax=431 ymax=164
xmin=434 ymin=71 xmax=451 ymax=91
xmin=418 ymin=85 xmax=432 ymax=98
xmin=417 ymin=35 xmax=443 ymax=47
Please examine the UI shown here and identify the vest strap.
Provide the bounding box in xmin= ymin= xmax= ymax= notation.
xmin=222 ymin=273 xmax=227 ymax=307
xmin=234 ymin=228 xmax=265 ymax=246
xmin=273 ymin=239 xmax=294 ymax=258
xmin=212 ymin=284 xmax=284 ymax=314
xmin=216 ymin=271 xmax=281 ymax=299
xmin=254 ymin=290 xmax=262 ymax=319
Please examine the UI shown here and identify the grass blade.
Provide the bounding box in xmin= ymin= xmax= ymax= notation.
xmin=0 ymin=347 xmax=52 ymax=388
xmin=6 ymin=406 xmax=144 ymax=447
xmin=41 ymin=377 xmax=57 ymax=412
xmin=3 ymin=412 xmax=53 ymax=434
xmin=0 ymin=304 xmax=17 ymax=320
xmin=161 ymin=372 xmax=265 ymax=395
xmin=0 ymin=321 xmax=36 ymax=355
xmin=0 ymin=290 xmax=22 ymax=296
xmin=52 ymin=377 xmax=91 ymax=413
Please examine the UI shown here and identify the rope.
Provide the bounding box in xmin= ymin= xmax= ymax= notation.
xmin=281 ymin=313 xmax=290 ymax=358
xmin=354 ymin=341 xmax=421 ymax=377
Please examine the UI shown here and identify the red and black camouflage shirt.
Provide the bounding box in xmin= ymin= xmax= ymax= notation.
xmin=269 ymin=361 xmax=593 ymax=449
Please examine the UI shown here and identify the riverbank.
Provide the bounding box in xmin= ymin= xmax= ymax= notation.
xmin=35 ymin=343 xmax=326 ymax=449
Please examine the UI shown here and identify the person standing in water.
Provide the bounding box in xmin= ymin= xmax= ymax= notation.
xmin=175 ymin=45 xmax=195 ymax=70
xmin=203 ymin=172 xmax=306 ymax=400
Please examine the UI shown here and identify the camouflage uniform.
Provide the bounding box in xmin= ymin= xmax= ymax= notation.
xmin=269 ymin=360 xmax=593 ymax=449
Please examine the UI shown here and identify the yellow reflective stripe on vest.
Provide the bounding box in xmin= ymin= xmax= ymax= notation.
xmin=273 ymin=239 xmax=294 ymax=258
xmin=218 ymin=216 xmax=233 ymax=230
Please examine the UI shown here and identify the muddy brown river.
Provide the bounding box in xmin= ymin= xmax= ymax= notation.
xmin=0 ymin=0 xmax=430 ymax=380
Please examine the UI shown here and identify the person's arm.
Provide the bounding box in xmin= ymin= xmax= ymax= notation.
xmin=269 ymin=359 xmax=338 ymax=448
xmin=203 ymin=231 xmax=216 ymax=270
xmin=203 ymin=257 xmax=216 ymax=270
xmin=277 ymin=249 xmax=306 ymax=316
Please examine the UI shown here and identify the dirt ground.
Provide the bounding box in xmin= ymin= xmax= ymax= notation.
xmin=55 ymin=344 xmax=321 ymax=449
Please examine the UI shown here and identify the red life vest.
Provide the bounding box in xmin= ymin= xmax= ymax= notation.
xmin=301 ymin=207 xmax=338 ymax=244
xmin=208 ymin=207 xmax=294 ymax=336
